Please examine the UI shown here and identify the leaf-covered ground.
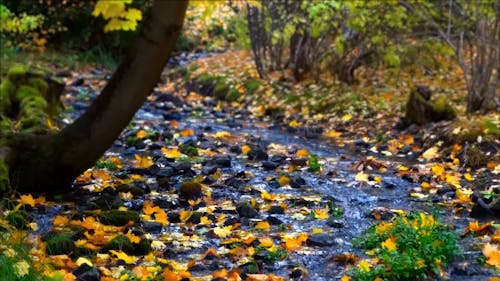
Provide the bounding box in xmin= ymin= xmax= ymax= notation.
xmin=1 ymin=51 xmax=499 ymax=281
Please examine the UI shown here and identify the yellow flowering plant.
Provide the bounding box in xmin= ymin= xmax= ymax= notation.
xmin=350 ymin=212 xmax=460 ymax=280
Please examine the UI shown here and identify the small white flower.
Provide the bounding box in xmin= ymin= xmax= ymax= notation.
xmin=14 ymin=260 xmax=30 ymax=277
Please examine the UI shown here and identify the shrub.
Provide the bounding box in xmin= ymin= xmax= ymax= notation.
xmin=350 ymin=212 xmax=460 ymax=280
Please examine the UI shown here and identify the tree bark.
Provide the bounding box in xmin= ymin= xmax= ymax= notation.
xmin=6 ymin=0 xmax=188 ymax=194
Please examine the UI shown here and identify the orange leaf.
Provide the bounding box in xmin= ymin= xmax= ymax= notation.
xmin=242 ymin=145 xmax=251 ymax=154
xmin=482 ymin=243 xmax=500 ymax=269
xmin=136 ymin=130 xmax=149 ymax=139
xmin=180 ymin=129 xmax=195 ymax=137
xmin=20 ymin=194 xmax=35 ymax=207
xmin=212 ymin=268 xmax=227 ymax=278
xmin=255 ymin=221 xmax=270 ymax=230
xmin=278 ymin=175 xmax=291 ymax=186
xmin=296 ymin=148 xmax=309 ymax=158
xmin=161 ymin=147 xmax=181 ymax=158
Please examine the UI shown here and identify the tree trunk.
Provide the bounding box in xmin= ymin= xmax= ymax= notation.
xmin=5 ymin=0 xmax=188 ymax=194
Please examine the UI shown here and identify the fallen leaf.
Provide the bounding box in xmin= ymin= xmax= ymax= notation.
xmin=296 ymin=148 xmax=309 ymax=158
xmin=422 ymin=146 xmax=439 ymax=160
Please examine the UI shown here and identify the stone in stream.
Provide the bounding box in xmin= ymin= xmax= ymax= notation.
xmin=205 ymin=155 xmax=231 ymax=168
xmin=247 ymin=146 xmax=268 ymax=161
xmin=142 ymin=221 xmax=163 ymax=234
xmin=326 ymin=219 xmax=344 ymax=228
xmin=230 ymin=145 xmax=241 ymax=154
xmin=290 ymin=158 xmax=307 ymax=167
xmin=262 ymin=160 xmax=280 ymax=170
xmin=179 ymin=181 xmax=203 ymax=201
xmin=73 ymin=264 xmax=100 ymax=281
xmin=306 ymin=233 xmax=338 ymax=247
xmin=270 ymin=154 xmax=286 ymax=164
xmin=268 ymin=205 xmax=285 ymax=214
xmin=202 ymin=165 xmax=218 ymax=175
xmin=116 ymin=183 xmax=145 ymax=196
xmin=236 ymin=202 xmax=259 ymax=218
xmin=155 ymin=166 xmax=175 ymax=177
xmin=266 ymin=215 xmax=283 ymax=225
xmin=290 ymin=174 xmax=306 ymax=188
xmin=382 ymin=181 xmax=397 ymax=189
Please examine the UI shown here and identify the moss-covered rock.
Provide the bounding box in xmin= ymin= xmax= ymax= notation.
xmin=134 ymin=238 xmax=152 ymax=255
xmin=102 ymin=234 xmax=134 ymax=254
xmin=244 ymin=79 xmax=262 ymax=95
xmin=100 ymin=210 xmax=140 ymax=226
xmin=0 ymin=161 xmax=10 ymax=196
xmin=45 ymin=233 xmax=76 ymax=255
xmin=179 ymin=144 xmax=198 ymax=157
xmin=179 ymin=181 xmax=203 ymax=201
xmin=403 ymin=86 xmax=456 ymax=126
xmin=213 ymin=78 xmax=229 ymax=100
xmin=226 ymin=87 xmax=240 ymax=102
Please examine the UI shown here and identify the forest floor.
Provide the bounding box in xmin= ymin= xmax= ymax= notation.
xmin=1 ymin=50 xmax=499 ymax=281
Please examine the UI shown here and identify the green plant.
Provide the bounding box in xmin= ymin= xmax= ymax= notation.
xmin=0 ymin=231 xmax=41 ymax=281
xmin=350 ymin=212 xmax=460 ymax=280
xmin=307 ymin=154 xmax=321 ymax=172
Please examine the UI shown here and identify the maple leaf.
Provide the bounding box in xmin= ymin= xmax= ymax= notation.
xmin=431 ymin=164 xmax=445 ymax=177
xmin=354 ymin=172 xmax=369 ymax=182
xmin=214 ymin=226 xmax=231 ymax=238
xmin=255 ymin=221 xmax=270 ymax=230
xmin=180 ymin=129 xmax=195 ymax=137
xmin=261 ymin=190 xmax=278 ymax=201
xmin=282 ymin=232 xmax=308 ymax=251
xmin=312 ymin=209 xmax=329 ymax=219
xmin=381 ymin=237 xmax=397 ymax=252
xmin=422 ymin=146 xmax=439 ymax=160
xmin=19 ymin=194 xmax=35 ymax=207
xmin=109 ymin=250 xmax=138 ymax=264
xmin=136 ymin=129 xmax=149 ymax=138
xmin=289 ymin=120 xmax=300 ymax=128
xmin=482 ymin=243 xmax=500 ymax=269
xmin=358 ymin=259 xmax=372 ymax=272
xmin=134 ymin=154 xmax=153 ymax=168
xmin=259 ymin=237 xmax=274 ymax=248
xmin=212 ymin=269 xmax=228 ymax=278
xmin=161 ymin=147 xmax=181 ymax=158
xmin=53 ymin=216 xmax=69 ymax=227
xmin=215 ymin=131 xmax=232 ymax=138
xmin=296 ymin=148 xmax=309 ymax=158
xmin=241 ymin=145 xmax=251 ymax=154
xmin=342 ymin=114 xmax=352 ymax=122
xmin=324 ymin=130 xmax=342 ymax=138
xmin=278 ymin=175 xmax=291 ymax=186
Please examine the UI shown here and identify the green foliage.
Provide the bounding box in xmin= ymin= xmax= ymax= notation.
xmin=45 ymin=233 xmax=75 ymax=256
xmin=307 ymin=154 xmax=321 ymax=172
xmin=100 ymin=210 xmax=140 ymax=226
xmin=0 ymin=161 xmax=10 ymax=196
xmin=0 ymin=232 xmax=40 ymax=281
xmin=350 ymin=212 xmax=460 ymax=280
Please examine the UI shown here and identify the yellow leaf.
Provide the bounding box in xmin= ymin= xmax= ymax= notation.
xmin=20 ymin=194 xmax=35 ymax=207
xmin=358 ymin=259 xmax=371 ymax=272
xmin=422 ymin=146 xmax=439 ymax=160
xmin=296 ymin=148 xmax=309 ymax=158
xmin=289 ymin=120 xmax=300 ymax=128
xmin=313 ymin=209 xmax=329 ymax=219
xmin=278 ymin=175 xmax=291 ymax=186
xmin=136 ymin=130 xmax=149 ymax=139
xmin=355 ymin=172 xmax=369 ymax=182
xmin=179 ymin=210 xmax=192 ymax=222
xmin=398 ymin=165 xmax=409 ymax=171
xmin=241 ymin=145 xmax=251 ymax=154
xmin=342 ymin=114 xmax=353 ymax=122
xmin=126 ymin=231 xmax=141 ymax=244
xmin=464 ymin=173 xmax=474 ymax=181
xmin=282 ymin=232 xmax=308 ymax=251
xmin=212 ymin=269 xmax=227 ymax=279
xmin=53 ymin=215 xmax=69 ymax=227
xmin=456 ymin=188 xmax=473 ymax=203
xmin=482 ymin=243 xmax=500 ymax=269
xmin=134 ymin=154 xmax=153 ymax=168
xmin=324 ymin=130 xmax=342 ymax=138
xmin=124 ymin=8 xmax=142 ymax=21
xmin=76 ymin=257 xmax=93 ymax=267
xmin=431 ymin=164 xmax=445 ymax=177
xmin=445 ymin=174 xmax=461 ymax=188
xmin=341 ymin=275 xmax=350 ymax=281
xmin=161 ymin=147 xmax=181 ymax=158
xmin=213 ymin=226 xmax=231 ymax=238
xmin=259 ymin=237 xmax=274 ymax=248
xmin=215 ymin=131 xmax=231 ymax=138
xmin=255 ymin=221 xmax=270 ymax=230
xmin=200 ymin=216 xmax=213 ymax=225
xmin=109 ymin=250 xmax=138 ymax=264
xmin=180 ymin=129 xmax=195 ymax=137
xmin=261 ymin=190 xmax=278 ymax=201
xmin=381 ymin=237 xmax=397 ymax=252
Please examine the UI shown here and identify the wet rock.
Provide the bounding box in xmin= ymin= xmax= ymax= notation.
xmin=88 ymin=192 xmax=122 ymax=211
xmin=187 ymin=212 xmax=203 ymax=224
xmin=142 ymin=221 xmax=163 ymax=233
xmin=206 ymin=155 xmax=231 ymax=168
xmin=173 ymin=161 xmax=194 ymax=175
xmin=155 ymin=166 xmax=175 ymax=177
xmin=71 ymin=76 xmax=84 ymax=86
xmin=290 ymin=175 xmax=306 ymax=188
xmin=326 ymin=219 xmax=344 ymax=228
xmin=382 ymin=181 xmax=397 ymax=189
xmin=202 ymin=165 xmax=218 ymax=175
xmin=268 ymin=205 xmax=285 ymax=214
xmin=236 ymin=202 xmax=259 ymax=218
xmin=225 ymin=177 xmax=245 ymax=189
xmin=267 ymin=216 xmax=283 ymax=225
xmin=290 ymin=158 xmax=307 ymax=167
xmin=248 ymin=146 xmax=268 ymax=161
xmin=230 ymin=145 xmax=241 ymax=154
xmin=179 ymin=181 xmax=203 ymax=201
xmin=73 ymin=264 xmax=100 ymax=281
xmin=100 ymin=210 xmax=140 ymax=226
xmin=262 ymin=160 xmax=279 ymax=170
xmin=290 ymin=268 xmax=306 ymax=279
xmin=167 ymin=212 xmax=181 ymax=223
xmin=116 ymin=184 xmax=145 ymax=196
xmin=270 ymin=154 xmax=286 ymax=164
xmin=306 ymin=233 xmax=337 ymax=247
xmin=154 ymin=198 xmax=176 ymax=209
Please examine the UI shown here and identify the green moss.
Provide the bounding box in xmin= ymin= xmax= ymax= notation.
xmin=6 ymin=210 xmax=29 ymax=229
xmin=465 ymin=145 xmax=490 ymax=169
xmin=45 ymin=233 xmax=76 ymax=255
xmin=226 ymin=87 xmax=240 ymax=101
xmin=27 ymin=77 xmax=48 ymax=94
xmin=179 ymin=144 xmax=198 ymax=157
xmin=179 ymin=181 xmax=203 ymax=201
xmin=100 ymin=210 xmax=140 ymax=226
xmin=433 ymin=97 xmax=457 ymax=120
xmin=196 ymin=73 xmax=218 ymax=85
xmin=102 ymin=234 xmax=134 ymax=254
xmin=133 ymin=238 xmax=152 ymax=255
xmin=244 ymin=79 xmax=262 ymax=94
xmin=0 ymin=161 xmax=10 ymax=196
xmin=213 ymin=78 xmax=229 ymax=100
xmin=6 ymin=65 xmax=28 ymax=83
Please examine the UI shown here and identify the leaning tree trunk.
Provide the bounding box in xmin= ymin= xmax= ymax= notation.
xmin=5 ymin=0 xmax=188 ymax=194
